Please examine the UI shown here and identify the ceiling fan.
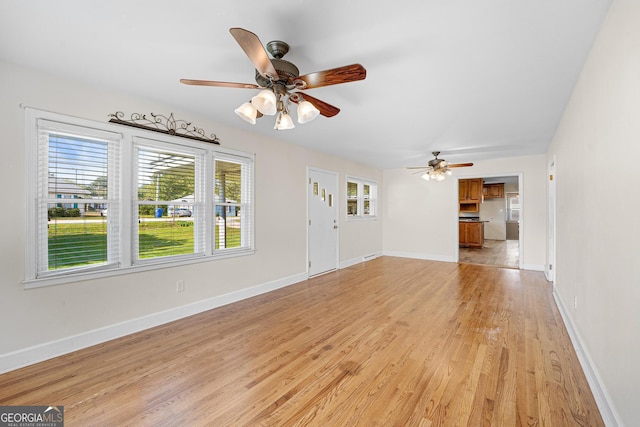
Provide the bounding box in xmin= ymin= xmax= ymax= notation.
xmin=180 ymin=28 xmax=367 ymax=130
xmin=407 ymin=151 xmax=474 ymax=181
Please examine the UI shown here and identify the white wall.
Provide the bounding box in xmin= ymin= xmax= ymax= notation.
xmin=382 ymin=155 xmax=547 ymax=269
xmin=547 ymin=0 xmax=640 ymax=424
xmin=0 ymin=61 xmax=382 ymax=370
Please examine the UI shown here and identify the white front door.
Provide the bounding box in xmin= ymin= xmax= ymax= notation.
xmin=308 ymin=168 xmax=338 ymax=276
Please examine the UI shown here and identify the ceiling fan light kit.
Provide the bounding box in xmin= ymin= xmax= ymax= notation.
xmin=251 ymin=89 xmax=277 ymax=116
xmin=408 ymin=152 xmax=474 ymax=182
xmin=274 ymin=110 xmax=295 ymax=130
xmin=234 ymin=101 xmax=258 ymax=124
xmin=182 ymin=27 xmax=366 ymax=131
xmin=422 ymin=169 xmax=452 ymax=181
xmin=296 ymin=100 xmax=320 ymax=124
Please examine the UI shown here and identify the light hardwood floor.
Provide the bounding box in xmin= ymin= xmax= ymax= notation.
xmin=459 ymin=239 xmax=520 ymax=269
xmin=0 ymin=257 xmax=602 ymax=426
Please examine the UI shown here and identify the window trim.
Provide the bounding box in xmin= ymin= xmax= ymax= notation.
xmin=24 ymin=108 xmax=255 ymax=288
xmin=346 ymin=176 xmax=378 ymax=220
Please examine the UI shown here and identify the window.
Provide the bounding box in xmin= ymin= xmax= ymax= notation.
xmin=346 ymin=177 xmax=377 ymax=219
xmin=134 ymin=139 xmax=205 ymax=262
xmin=214 ymin=156 xmax=252 ymax=252
xmin=26 ymin=109 xmax=254 ymax=286
xmin=32 ymin=119 xmax=121 ymax=278
xmin=507 ymin=192 xmax=520 ymax=222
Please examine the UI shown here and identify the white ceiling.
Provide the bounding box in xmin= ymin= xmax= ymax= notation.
xmin=0 ymin=0 xmax=611 ymax=169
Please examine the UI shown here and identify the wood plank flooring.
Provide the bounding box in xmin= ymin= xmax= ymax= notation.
xmin=459 ymin=239 xmax=520 ymax=269
xmin=0 ymin=257 xmax=602 ymax=426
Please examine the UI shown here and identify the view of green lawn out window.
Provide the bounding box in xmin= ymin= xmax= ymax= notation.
xmin=41 ymin=126 xmax=119 ymax=273
xmin=363 ymin=183 xmax=371 ymax=215
xmin=347 ymin=181 xmax=358 ymax=216
xmin=214 ymin=160 xmax=247 ymax=250
xmin=135 ymin=144 xmax=202 ymax=260
xmin=27 ymin=109 xmax=254 ymax=286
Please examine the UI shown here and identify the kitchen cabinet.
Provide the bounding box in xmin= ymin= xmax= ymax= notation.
xmin=483 ymin=183 xmax=505 ymax=199
xmin=459 ymin=178 xmax=483 ymax=212
xmin=459 ymin=221 xmax=484 ymax=248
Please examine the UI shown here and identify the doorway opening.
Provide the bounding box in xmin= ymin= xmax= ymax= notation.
xmin=458 ymin=175 xmax=521 ymax=269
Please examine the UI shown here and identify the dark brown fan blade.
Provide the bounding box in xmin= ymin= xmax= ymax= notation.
xmin=447 ymin=163 xmax=474 ymax=168
xmin=229 ymin=28 xmax=279 ymax=81
xmin=180 ymin=79 xmax=260 ymax=89
xmin=291 ymin=92 xmax=340 ymax=117
xmin=295 ymin=64 xmax=366 ymax=89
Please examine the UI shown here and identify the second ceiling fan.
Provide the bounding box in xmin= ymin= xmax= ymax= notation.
xmin=407 ymin=152 xmax=474 ymax=181
xmin=181 ymin=28 xmax=367 ymax=129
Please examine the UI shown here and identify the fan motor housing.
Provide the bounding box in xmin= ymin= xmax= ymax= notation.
xmin=255 ymin=40 xmax=300 ymax=87
xmin=255 ymin=59 xmax=300 ymax=87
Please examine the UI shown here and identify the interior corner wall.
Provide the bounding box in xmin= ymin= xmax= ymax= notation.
xmin=546 ymin=0 xmax=640 ymax=425
xmin=382 ymin=155 xmax=547 ymax=269
xmin=0 ymin=61 xmax=382 ymax=370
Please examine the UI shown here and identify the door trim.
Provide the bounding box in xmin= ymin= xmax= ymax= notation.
xmin=455 ymin=172 xmax=524 ymax=269
xmin=547 ymin=157 xmax=556 ymax=283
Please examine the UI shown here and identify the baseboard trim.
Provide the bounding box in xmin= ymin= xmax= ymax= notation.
xmin=0 ymin=272 xmax=308 ymax=374
xmin=382 ymin=251 xmax=456 ymax=263
xmin=522 ymin=263 xmax=545 ymax=271
xmin=339 ymin=252 xmax=381 ymax=270
xmin=552 ymin=290 xmax=621 ymax=427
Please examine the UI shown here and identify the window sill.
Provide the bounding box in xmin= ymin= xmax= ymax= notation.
xmin=346 ymin=215 xmax=378 ymax=222
xmin=23 ymin=249 xmax=255 ymax=289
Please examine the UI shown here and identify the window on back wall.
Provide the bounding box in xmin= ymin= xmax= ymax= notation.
xmin=507 ymin=192 xmax=520 ymax=222
xmin=346 ymin=177 xmax=377 ymax=219
xmin=25 ymin=109 xmax=254 ymax=287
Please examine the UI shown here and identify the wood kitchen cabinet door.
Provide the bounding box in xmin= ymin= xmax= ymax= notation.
xmin=467 ymin=179 xmax=483 ymax=202
xmin=459 ymin=222 xmax=466 ymax=245
xmin=459 ymin=180 xmax=469 ymax=201
xmin=483 ymin=183 xmax=505 ymax=199
xmin=467 ymin=222 xmax=483 ymax=246
xmin=459 ymin=178 xmax=483 ymax=202
xmin=459 ymin=222 xmax=483 ymax=248
xmin=459 ymin=178 xmax=483 ymax=212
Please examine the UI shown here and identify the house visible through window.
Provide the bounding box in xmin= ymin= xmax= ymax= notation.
xmin=26 ymin=109 xmax=254 ymax=287
xmin=346 ymin=177 xmax=377 ymax=219
xmin=134 ymin=141 xmax=205 ymax=262
xmin=38 ymin=122 xmax=120 ymax=275
xmin=215 ymin=157 xmax=252 ymax=251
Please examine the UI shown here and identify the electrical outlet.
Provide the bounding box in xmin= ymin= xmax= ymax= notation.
xmin=176 ymin=280 xmax=185 ymax=293
xmin=574 ymin=296 xmax=578 ymax=309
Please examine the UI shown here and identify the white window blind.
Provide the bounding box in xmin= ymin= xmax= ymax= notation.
xmin=36 ymin=119 xmax=121 ymax=277
xmin=133 ymin=139 xmax=206 ymax=263
xmin=214 ymin=154 xmax=253 ymax=252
